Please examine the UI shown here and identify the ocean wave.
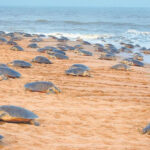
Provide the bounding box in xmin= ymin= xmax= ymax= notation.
xmin=44 ymin=32 xmax=115 ymax=40
xmin=126 ymin=29 xmax=150 ymax=35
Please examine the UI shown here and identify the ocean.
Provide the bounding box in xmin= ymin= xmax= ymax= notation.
xmin=0 ymin=7 xmax=150 ymax=62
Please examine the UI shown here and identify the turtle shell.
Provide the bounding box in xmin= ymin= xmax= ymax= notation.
xmin=49 ymin=53 xmax=69 ymax=59
xmin=11 ymin=45 xmax=24 ymax=51
xmin=0 ymin=135 xmax=4 ymax=140
xmin=28 ymin=43 xmax=38 ymax=48
xmin=10 ymin=60 xmax=32 ymax=68
xmin=47 ymin=49 xmax=66 ymax=55
xmin=111 ymin=63 xmax=129 ymax=70
xmin=0 ymin=67 xmax=21 ymax=78
xmin=77 ymin=49 xmax=93 ymax=56
xmin=65 ymin=67 xmax=90 ymax=76
xmin=142 ymin=123 xmax=150 ymax=134
xmin=69 ymin=64 xmax=90 ymax=71
xmin=24 ymin=81 xmax=60 ymax=93
xmin=0 ymin=105 xmax=38 ymax=120
xmin=32 ymin=56 xmax=52 ymax=64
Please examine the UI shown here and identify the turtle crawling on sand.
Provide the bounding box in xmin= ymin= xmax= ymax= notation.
xmin=11 ymin=45 xmax=24 ymax=51
xmin=133 ymin=53 xmax=143 ymax=61
xmin=32 ymin=56 xmax=52 ymax=64
xmin=111 ymin=63 xmax=129 ymax=71
xmin=142 ymin=123 xmax=150 ymax=134
xmin=75 ymin=49 xmax=93 ymax=56
xmin=121 ymin=58 xmax=144 ymax=67
xmin=0 ymin=67 xmax=21 ymax=80
xmin=99 ymin=53 xmax=116 ymax=60
xmin=27 ymin=43 xmax=39 ymax=48
xmin=69 ymin=64 xmax=90 ymax=71
xmin=0 ymin=105 xmax=39 ymax=126
xmin=48 ymin=53 xmax=69 ymax=59
xmin=8 ymin=60 xmax=32 ymax=68
xmin=65 ymin=67 xmax=91 ymax=77
xmin=25 ymin=81 xmax=61 ymax=94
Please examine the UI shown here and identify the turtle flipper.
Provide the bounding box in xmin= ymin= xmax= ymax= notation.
xmin=30 ymin=120 xmax=40 ymax=126
xmin=0 ymin=111 xmax=8 ymax=119
xmin=0 ymin=75 xmax=8 ymax=81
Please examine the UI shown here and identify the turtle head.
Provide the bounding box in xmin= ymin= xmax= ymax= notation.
xmin=0 ymin=111 xmax=7 ymax=119
xmin=47 ymin=86 xmax=61 ymax=94
xmin=7 ymin=62 xmax=13 ymax=67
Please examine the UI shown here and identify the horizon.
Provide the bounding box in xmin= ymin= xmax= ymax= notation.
xmin=0 ymin=0 xmax=150 ymax=8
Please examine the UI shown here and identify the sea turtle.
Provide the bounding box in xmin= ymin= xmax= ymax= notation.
xmin=10 ymin=45 xmax=24 ymax=51
xmin=30 ymin=38 xmax=43 ymax=42
xmin=37 ymin=46 xmax=57 ymax=53
xmin=47 ymin=49 xmax=66 ymax=55
xmin=0 ymin=64 xmax=8 ymax=68
xmin=32 ymin=56 xmax=52 ymax=64
xmin=74 ymin=44 xmax=84 ymax=49
xmin=57 ymin=36 xmax=69 ymax=42
xmin=75 ymin=49 xmax=93 ymax=56
xmin=0 ymin=37 xmax=7 ymax=43
xmin=0 ymin=105 xmax=39 ymax=126
xmin=142 ymin=123 xmax=150 ymax=134
xmin=48 ymin=53 xmax=69 ymax=59
xmin=123 ymin=43 xmax=134 ymax=49
xmin=65 ymin=67 xmax=91 ymax=77
xmin=7 ymin=40 xmax=17 ymax=45
xmin=111 ymin=63 xmax=129 ymax=71
xmin=141 ymin=48 xmax=150 ymax=54
xmin=57 ymin=46 xmax=68 ymax=51
xmin=23 ymin=33 xmax=32 ymax=37
xmin=133 ymin=53 xmax=143 ymax=61
xmin=119 ymin=47 xmax=132 ymax=53
xmin=8 ymin=60 xmax=32 ymax=68
xmin=27 ymin=43 xmax=39 ymax=48
xmin=104 ymin=44 xmax=119 ymax=53
xmin=121 ymin=58 xmax=144 ymax=67
xmin=99 ymin=53 xmax=116 ymax=60
xmin=0 ymin=135 xmax=4 ymax=140
xmin=0 ymin=67 xmax=21 ymax=80
xmin=69 ymin=64 xmax=90 ymax=71
xmin=25 ymin=81 xmax=61 ymax=94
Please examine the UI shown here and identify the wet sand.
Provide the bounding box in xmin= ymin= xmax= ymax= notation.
xmin=0 ymin=37 xmax=150 ymax=150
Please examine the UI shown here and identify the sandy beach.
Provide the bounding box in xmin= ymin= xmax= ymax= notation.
xmin=0 ymin=37 xmax=150 ymax=150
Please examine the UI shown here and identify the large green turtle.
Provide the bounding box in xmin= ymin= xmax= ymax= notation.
xmin=111 ymin=63 xmax=129 ymax=71
xmin=48 ymin=53 xmax=69 ymax=59
xmin=24 ymin=81 xmax=61 ymax=94
xmin=8 ymin=60 xmax=32 ymax=68
xmin=69 ymin=64 xmax=90 ymax=71
xmin=0 ymin=105 xmax=39 ymax=126
xmin=32 ymin=56 xmax=52 ymax=64
xmin=0 ymin=67 xmax=21 ymax=80
xmin=65 ymin=67 xmax=91 ymax=77
xmin=142 ymin=123 xmax=150 ymax=134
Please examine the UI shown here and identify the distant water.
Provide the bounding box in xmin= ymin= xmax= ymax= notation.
xmin=1 ymin=7 xmax=150 ymax=48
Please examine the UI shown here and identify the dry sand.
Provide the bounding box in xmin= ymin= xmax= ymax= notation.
xmin=0 ymin=37 xmax=150 ymax=150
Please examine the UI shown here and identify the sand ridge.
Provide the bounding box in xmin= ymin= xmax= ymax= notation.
xmin=0 ymin=38 xmax=150 ymax=150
